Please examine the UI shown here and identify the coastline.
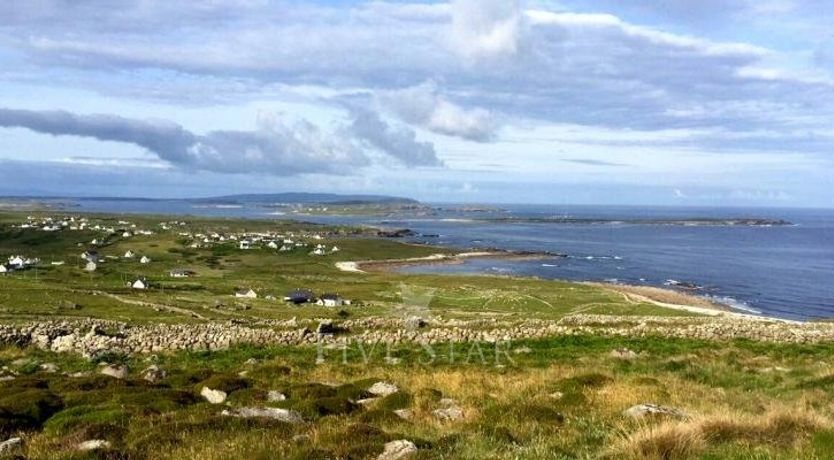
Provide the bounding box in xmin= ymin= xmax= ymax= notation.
xmin=338 ymin=250 xmax=556 ymax=273
xmin=335 ymin=252 xmax=798 ymax=322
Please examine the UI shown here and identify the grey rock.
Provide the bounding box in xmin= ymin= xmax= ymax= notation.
xmin=78 ymin=439 xmax=110 ymax=451
xmin=142 ymin=365 xmax=166 ymax=383
xmin=623 ymin=403 xmax=689 ymax=420
xmin=367 ymin=381 xmax=399 ymax=397
xmin=221 ymin=407 xmax=304 ymax=424
xmin=377 ymin=439 xmax=417 ymax=460
xmin=267 ymin=391 xmax=287 ymax=402
xmin=201 ymin=387 xmax=228 ymax=404
xmin=100 ymin=365 xmax=128 ymax=379
xmin=0 ymin=437 xmax=23 ymax=454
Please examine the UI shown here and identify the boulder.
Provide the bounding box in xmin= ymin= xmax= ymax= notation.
xmin=78 ymin=439 xmax=110 ymax=451
xmin=623 ymin=403 xmax=689 ymax=420
xmin=142 ymin=365 xmax=166 ymax=383
xmin=39 ymin=363 xmax=59 ymax=373
xmin=221 ymin=407 xmax=304 ymax=424
xmin=393 ymin=409 xmax=413 ymax=420
xmin=267 ymin=391 xmax=287 ymax=402
xmin=377 ymin=440 xmax=418 ymax=460
xmin=100 ymin=365 xmax=128 ymax=379
xmin=368 ymin=381 xmax=399 ymax=397
xmin=610 ymin=348 xmax=639 ymax=360
xmin=0 ymin=437 xmax=23 ymax=454
xmin=433 ymin=399 xmax=464 ymax=421
xmin=200 ymin=386 xmax=228 ymax=404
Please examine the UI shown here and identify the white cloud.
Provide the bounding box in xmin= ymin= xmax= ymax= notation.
xmin=450 ymin=0 xmax=522 ymax=59
xmin=0 ymin=107 xmax=441 ymax=175
xmin=379 ymin=81 xmax=498 ymax=142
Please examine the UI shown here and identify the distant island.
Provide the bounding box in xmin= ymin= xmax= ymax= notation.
xmin=480 ymin=217 xmax=793 ymax=227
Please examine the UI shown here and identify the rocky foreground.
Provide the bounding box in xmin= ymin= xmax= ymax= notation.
xmin=2 ymin=314 xmax=833 ymax=358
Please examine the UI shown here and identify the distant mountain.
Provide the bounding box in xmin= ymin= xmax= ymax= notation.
xmin=197 ymin=193 xmax=420 ymax=205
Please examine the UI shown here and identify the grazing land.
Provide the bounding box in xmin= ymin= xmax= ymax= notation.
xmin=1 ymin=211 xmax=834 ymax=459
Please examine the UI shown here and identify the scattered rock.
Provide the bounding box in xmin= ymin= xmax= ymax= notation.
xmin=78 ymin=439 xmax=110 ymax=451
xmin=610 ymin=348 xmax=639 ymax=360
xmin=39 ymin=363 xmax=59 ymax=373
xmin=244 ymin=358 xmax=258 ymax=366
xmin=404 ymin=316 xmax=426 ymax=331
xmin=267 ymin=391 xmax=287 ymax=402
xmin=100 ymin=365 xmax=128 ymax=379
xmin=623 ymin=403 xmax=689 ymax=420
xmin=201 ymin=386 xmax=228 ymax=404
xmin=393 ymin=409 xmax=413 ymax=420
xmin=368 ymin=381 xmax=399 ymax=397
xmin=548 ymin=391 xmax=564 ymax=400
xmin=292 ymin=434 xmax=310 ymax=443
xmin=433 ymin=399 xmax=464 ymax=421
xmin=142 ymin=365 xmax=166 ymax=383
xmin=221 ymin=407 xmax=304 ymax=424
xmin=377 ymin=439 xmax=418 ymax=460
xmin=0 ymin=437 xmax=23 ymax=454
xmin=513 ymin=346 xmax=533 ymax=354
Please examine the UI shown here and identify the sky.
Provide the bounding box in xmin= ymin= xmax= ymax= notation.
xmin=0 ymin=0 xmax=832 ymax=207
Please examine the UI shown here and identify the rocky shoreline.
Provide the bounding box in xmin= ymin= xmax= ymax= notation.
xmin=3 ymin=314 xmax=834 ymax=358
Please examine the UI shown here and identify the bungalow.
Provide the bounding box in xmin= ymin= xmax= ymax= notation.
xmin=139 ymin=256 xmax=151 ymax=264
xmin=239 ymin=240 xmax=251 ymax=250
xmin=235 ymin=288 xmax=258 ymax=299
xmin=317 ymin=293 xmax=344 ymax=307
xmin=122 ymin=231 xmax=132 ymax=238
xmin=169 ymin=269 xmax=195 ymax=278
xmin=279 ymin=244 xmax=292 ymax=252
xmin=130 ymin=278 xmax=148 ymax=289
xmin=123 ymin=250 xmax=136 ymax=259
xmin=267 ymin=241 xmax=279 ymax=249
xmin=331 ymin=246 xmax=340 ymax=253
xmin=285 ymin=289 xmax=314 ymax=305
xmin=311 ymin=247 xmax=326 ymax=256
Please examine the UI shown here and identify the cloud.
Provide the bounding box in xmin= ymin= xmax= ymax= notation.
xmin=0 ymin=107 xmax=443 ymax=175
xmin=450 ymin=0 xmax=522 ymax=59
xmin=0 ymin=1 xmax=833 ymax=165
xmin=379 ymin=81 xmax=499 ymax=142
xmin=347 ymin=106 xmax=443 ymax=167
xmin=562 ymin=158 xmax=629 ymax=167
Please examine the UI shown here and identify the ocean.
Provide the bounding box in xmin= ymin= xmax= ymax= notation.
xmin=42 ymin=199 xmax=834 ymax=321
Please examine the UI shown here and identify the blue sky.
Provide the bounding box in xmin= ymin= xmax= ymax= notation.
xmin=0 ymin=0 xmax=832 ymax=206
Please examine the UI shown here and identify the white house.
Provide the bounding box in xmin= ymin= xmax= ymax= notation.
xmin=311 ymin=248 xmax=326 ymax=256
xmin=8 ymin=256 xmax=26 ymax=268
xmin=122 ymin=232 xmax=132 ymax=238
xmin=124 ymin=250 xmax=135 ymax=259
xmin=279 ymin=245 xmax=292 ymax=251
xmin=317 ymin=294 xmax=344 ymax=307
xmin=0 ymin=264 xmax=12 ymax=274
xmin=331 ymin=246 xmax=340 ymax=253
xmin=239 ymin=240 xmax=251 ymax=250
xmin=131 ymin=278 xmax=148 ymax=289
xmin=235 ymin=288 xmax=258 ymax=299
xmin=84 ymin=261 xmax=97 ymax=272
xmin=267 ymin=241 xmax=279 ymax=249
xmin=140 ymin=256 xmax=151 ymax=264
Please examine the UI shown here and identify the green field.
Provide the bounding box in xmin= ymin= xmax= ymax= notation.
xmin=0 ymin=211 xmax=674 ymax=325
xmin=3 ymin=211 xmax=832 ymax=459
